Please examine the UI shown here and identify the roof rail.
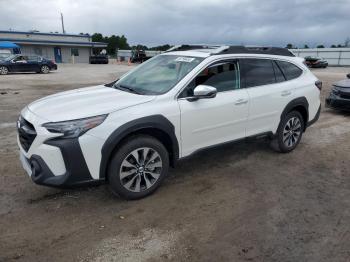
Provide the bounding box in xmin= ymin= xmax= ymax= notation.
xmin=215 ymin=46 xmax=295 ymax=57
xmin=165 ymin=45 xmax=295 ymax=57
xmin=165 ymin=44 xmax=223 ymax=53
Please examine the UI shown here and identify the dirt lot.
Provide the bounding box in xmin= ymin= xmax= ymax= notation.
xmin=0 ymin=64 xmax=349 ymax=262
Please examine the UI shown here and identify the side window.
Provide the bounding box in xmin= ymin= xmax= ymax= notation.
xmin=241 ymin=59 xmax=276 ymax=88
xmin=275 ymin=60 xmax=302 ymax=80
xmin=27 ymin=56 xmax=38 ymax=62
xmin=14 ymin=56 xmax=28 ymax=62
xmin=181 ymin=60 xmax=239 ymax=97
xmin=272 ymin=61 xmax=286 ymax=83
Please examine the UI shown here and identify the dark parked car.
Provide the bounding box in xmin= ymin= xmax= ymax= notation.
xmin=304 ymin=56 xmax=328 ymax=68
xmin=0 ymin=54 xmax=57 ymax=75
xmin=130 ymin=50 xmax=151 ymax=63
xmin=89 ymin=55 xmax=109 ymax=64
xmin=326 ymin=74 xmax=350 ymax=111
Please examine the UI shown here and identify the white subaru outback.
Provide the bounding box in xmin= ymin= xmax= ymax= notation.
xmin=17 ymin=45 xmax=321 ymax=199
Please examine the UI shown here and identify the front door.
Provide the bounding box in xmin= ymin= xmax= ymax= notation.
xmin=54 ymin=47 xmax=62 ymax=63
xmin=178 ymin=60 xmax=249 ymax=157
xmin=10 ymin=55 xmax=29 ymax=72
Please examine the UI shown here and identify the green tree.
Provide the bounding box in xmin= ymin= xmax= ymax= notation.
xmin=132 ymin=44 xmax=148 ymax=50
xmin=149 ymin=44 xmax=172 ymax=51
xmin=286 ymin=43 xmax=293 ymax=49
xmin=91 ymin=33 xmax=131 ymax=55
xmin=91 ymin=33 xmax=104 ymax=42
xmin=316 ymin=44 xmax=325 ymax=48
xmin=303 ymin=44 xmax=309 ymax=49
xmin=331 ymin=44 xmax=337 ymax=48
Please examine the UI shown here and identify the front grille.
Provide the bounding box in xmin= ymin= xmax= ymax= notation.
xmin=339 ymin=92 xmax=350 ymax=100
xmin=17 ymin=116 xmax=37 ymax=152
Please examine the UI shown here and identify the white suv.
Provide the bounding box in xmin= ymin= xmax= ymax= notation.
xmin=17 ymin=45 xmax=321 ymax=199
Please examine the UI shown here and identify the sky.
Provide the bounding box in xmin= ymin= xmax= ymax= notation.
xmin=0 ymin=0 xmax=349 ymax=48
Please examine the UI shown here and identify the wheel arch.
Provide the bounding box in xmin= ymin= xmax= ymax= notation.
xmin=100 ymin=115 xmax=179 ymax=180
xmin=280 ymin=97 xmax=309 ymax=131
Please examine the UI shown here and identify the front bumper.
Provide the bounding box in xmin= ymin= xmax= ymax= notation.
xmin=19 ymin=139 xmax=102 ymax=187
xmin=326 ymin=96 xmax=350 ymax=111
xmin=17 ymin=110 xmax=103 ymax=188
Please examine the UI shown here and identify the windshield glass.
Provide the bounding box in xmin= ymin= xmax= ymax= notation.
xmin=114 ymin=55 xmax=204 ymax=95
xmin=4 ymin=54 xmax=16 ymax=61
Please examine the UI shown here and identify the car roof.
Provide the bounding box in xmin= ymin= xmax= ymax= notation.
xmin=162 ymin=50 xmax=304 ymax=64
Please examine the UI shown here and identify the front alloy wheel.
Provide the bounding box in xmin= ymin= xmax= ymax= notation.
xmin=120 ymin=147 xmax=162 ymax=193
xmin=108 ymin=135 xmax=169 ymax=200
xmin=0 ymin=66 xmax=8 ymax=75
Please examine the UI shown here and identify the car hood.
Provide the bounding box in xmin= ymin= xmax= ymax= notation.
xmin=334 ymin=79 xmax=350 ymax=89
xmin=27 ymin=85 xmax=156 ymax=122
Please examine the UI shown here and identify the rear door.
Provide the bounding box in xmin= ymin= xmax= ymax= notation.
xmin=26 ymin=56 xmax=40 ymax=72
xmin=178 ymin=60 xmax=249 ymax=157
xmin=241 ymin=58 xmax=295 ymax=136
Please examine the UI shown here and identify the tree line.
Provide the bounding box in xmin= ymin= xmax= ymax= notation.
xmin=90 ymin=33 xmax=350 ymax=55
xmin=286 ymin=37 xmax=350 ymax=49
xmin=91 ymin=33 xmax=172 ymax=55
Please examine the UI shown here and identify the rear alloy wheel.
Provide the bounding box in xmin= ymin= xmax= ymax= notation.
xmin=0 ymin=66 xmax=8 ymax=75
xmin=40 ymin=65 xmax=50 ymax=74
xmin=270 ymin=111 xmax=304 ymax=153
xmin=108 ymin=135 xmax=169 ymax=200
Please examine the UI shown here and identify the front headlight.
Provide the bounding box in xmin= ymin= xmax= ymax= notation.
xmin=42 ymin=114 xmax=107 ymax=138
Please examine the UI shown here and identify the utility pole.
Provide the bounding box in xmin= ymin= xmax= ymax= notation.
xmin=61 ymin=13 xmax=66 ymax=34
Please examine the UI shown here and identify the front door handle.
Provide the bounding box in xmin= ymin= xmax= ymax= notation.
xmin=235 ymin=99 xmax=248 ymax=105
xmin=281 ymin=90 xmax=292 ymax=96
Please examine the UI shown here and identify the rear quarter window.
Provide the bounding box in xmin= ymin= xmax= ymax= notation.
xmin=276 ymin=60 xmax=303 ymax=80
xmin=241 ymin=59 xmax=276 ymax=88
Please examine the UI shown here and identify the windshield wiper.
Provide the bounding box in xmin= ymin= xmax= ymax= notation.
xmin=115 ymin=84 xmax=142 ymax=95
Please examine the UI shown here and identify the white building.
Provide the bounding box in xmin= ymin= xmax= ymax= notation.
xmin=0 ymin=30 xmax=107 ymax=63
xmin=290 ymin=48 xmax=350 ymax=66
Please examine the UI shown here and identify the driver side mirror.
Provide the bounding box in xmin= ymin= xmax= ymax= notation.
xmin=187 ymin=85 xmax=217 ymax=101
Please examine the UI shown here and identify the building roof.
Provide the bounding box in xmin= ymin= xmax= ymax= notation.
xmin=0 ymin=30 xmax=90 ymax=38
xmin=0 ymin=30 xmax=107 ymax=48
xmin=0 ymin=38 xmax=107 ymax=47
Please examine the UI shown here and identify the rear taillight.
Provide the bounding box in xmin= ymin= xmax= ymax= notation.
xmin=315 ymin=80 xmax=322 ymax=91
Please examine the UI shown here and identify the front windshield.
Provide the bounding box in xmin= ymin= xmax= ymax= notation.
xmin=4 ymin=54 xmax=16 ymax=61
xmin=114 ymin=55 xmax=204 ymax=95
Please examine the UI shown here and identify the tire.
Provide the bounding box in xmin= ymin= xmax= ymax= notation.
xmin=0 ymin=66 xmax=8 ymax=75
xmin=40 ymin=65 xmax=50 ymax=74
xmin=270 ymin=111 xmax=304 ymax=153
xmin=108 ymin=135 xmax=169 ymax=200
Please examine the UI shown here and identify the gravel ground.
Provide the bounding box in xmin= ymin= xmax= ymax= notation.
xmin=0 ymin=64 xmax=349 ymax=262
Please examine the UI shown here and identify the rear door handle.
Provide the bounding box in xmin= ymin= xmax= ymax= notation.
xmin=281 ymin=91 xmax=292 ymax=96
xmin=235 ymin=99 xmax=248 ymax=105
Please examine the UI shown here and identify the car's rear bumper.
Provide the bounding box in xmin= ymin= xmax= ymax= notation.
xmin=51 ymin=64 xmax=58 ymax=70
